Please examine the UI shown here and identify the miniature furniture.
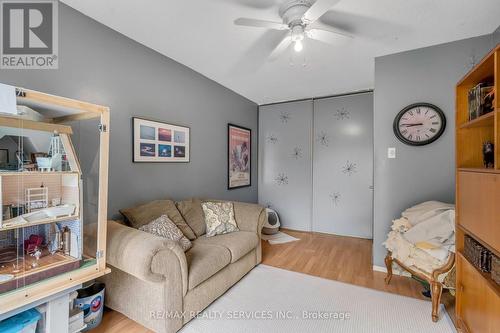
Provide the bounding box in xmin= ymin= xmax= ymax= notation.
xmin=384 ymin=251 xmax=455 ymax=322
xmin=455 ymin=44 xmax=500 ymax=333
xmin=0 ymin=86 xmax=110 ymax=316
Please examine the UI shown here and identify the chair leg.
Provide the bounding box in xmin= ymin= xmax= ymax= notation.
xmin=384 ymin=253 xmax=393 ymax=285
xmin=431 ymin=281 xmax=443 ymax=322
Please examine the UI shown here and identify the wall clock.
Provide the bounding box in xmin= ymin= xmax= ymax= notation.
xmin=393 ymin=103 xmax=446 ymax=146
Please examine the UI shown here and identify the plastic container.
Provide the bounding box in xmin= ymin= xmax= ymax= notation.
xmin=75 ymin=283 xmax=105 ymax=331
xmin=0 ymin=309 xmax=41 ymax=333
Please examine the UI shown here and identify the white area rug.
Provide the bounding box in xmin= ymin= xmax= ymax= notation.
xmin=261 ymin=232 xmax=299 ymax=244
xmin=180 ymin=265 xmax=455 ymax=333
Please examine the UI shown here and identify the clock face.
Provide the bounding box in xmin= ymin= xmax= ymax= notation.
xmin=393 ymin=103 xmax=446 ymax=146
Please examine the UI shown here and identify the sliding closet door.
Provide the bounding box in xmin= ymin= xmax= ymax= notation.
xmin=258 ymin=101 xmax=313 ymax=231
xmin=312 ymin=93 xmax=373 ymax=238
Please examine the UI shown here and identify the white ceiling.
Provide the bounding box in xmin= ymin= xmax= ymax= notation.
xmin=62 ymin=0 xmax=500 ymax=105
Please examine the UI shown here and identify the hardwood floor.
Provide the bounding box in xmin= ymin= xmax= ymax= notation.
xmin=90 ymin=230 xmax=455 ymax=332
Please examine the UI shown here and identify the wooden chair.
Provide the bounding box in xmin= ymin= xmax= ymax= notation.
xmin=384 ymin=250 xmax=455 ymax=322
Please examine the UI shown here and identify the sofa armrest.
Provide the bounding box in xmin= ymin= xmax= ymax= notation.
xmin=232 ymin=202 xmax=266 ymax=235
xmin=105 ymin=221 xmax=188 ymax=295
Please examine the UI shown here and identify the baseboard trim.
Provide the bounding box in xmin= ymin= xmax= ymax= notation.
xmin=372 ymin=265 xmax=412 ymax=278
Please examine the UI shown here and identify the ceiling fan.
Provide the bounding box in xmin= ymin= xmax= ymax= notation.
xmin=234 ymin=0 xmax=352 ymax=60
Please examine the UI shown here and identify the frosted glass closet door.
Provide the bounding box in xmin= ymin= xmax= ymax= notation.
xmin=258 ymin=101 xmax=313 ymax=231
xmin=312 ymin=93 xmax=373 ymax=238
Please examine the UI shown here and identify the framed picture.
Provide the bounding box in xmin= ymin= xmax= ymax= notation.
xmin=228 ymin=124 xmax=251 ymax=189
xmin=133 ymin=117 xmax=190 ymax=162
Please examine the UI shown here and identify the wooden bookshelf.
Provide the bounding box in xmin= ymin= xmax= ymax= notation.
xmin=455 ymin=44 xmax=500 ymax=333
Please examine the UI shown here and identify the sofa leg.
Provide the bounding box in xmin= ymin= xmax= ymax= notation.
xmin=431 ymin=281 xmax=443 ymax=322
xmin=384 ymin=252 xmax=393 ymax=285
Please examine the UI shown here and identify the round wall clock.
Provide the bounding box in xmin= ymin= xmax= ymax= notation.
xmin=393 ymin=103 xmax=446 ymax=146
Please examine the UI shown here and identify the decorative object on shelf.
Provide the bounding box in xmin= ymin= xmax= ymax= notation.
xmin=133 ymin=117 xmax=190 ymax=162
xmin=228 ymin=124 xmax=251 ymax=189
xmin=464 ymin=235 xmax=492 ymax=273
xmin=393 ymin=103 xmax=446 ymax=146
xmin=483 ymin=141 xmax=494 ymax=168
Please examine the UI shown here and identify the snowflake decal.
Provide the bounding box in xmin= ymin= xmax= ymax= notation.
xmin=329 ymin=192 xmax=341 ymax=206
xmin=291 ymin=147 xmax=303 ymax=159
xmin=279 ymin=112 xmax=291 ymax=123
xmin=335 ymin=107 xmax=350 ymax=120
xmin=316 ymin=131 xmax=330 ymax=147
xmin=267 ymin=134 xmax=278 ymax=144
xmin=275 ymin=173 xmax=289 ymax=185
xmin=342 ymin=160 xmax=357 ymax=176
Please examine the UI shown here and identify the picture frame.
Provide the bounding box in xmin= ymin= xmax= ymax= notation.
xmin=133 ymin=117 xmax=190 ymax=162
xmin=228 ymin=124 xmax=251 ymax=189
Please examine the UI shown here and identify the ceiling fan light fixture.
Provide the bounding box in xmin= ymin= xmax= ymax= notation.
xmin=291 ymin=24 xmax=305 ymax=41
xmin=294 ymin=40 xmax=303 ymax=52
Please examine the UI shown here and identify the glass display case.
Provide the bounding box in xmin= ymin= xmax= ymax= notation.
xmin=0 ymin=86 xmax=110 ymax=314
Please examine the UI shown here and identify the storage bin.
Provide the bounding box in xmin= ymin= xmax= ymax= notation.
xmin=0 ymin=309 xmax=41 ymax=333
xmin=76 ymin=282 xmax=105 ymax=331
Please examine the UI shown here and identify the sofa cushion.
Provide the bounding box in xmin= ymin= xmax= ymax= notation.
xmin=202 ymin=201 xmax=239 ymax=237
xmin=185 ymin=243 xmax=231 ymax=290
xmin=176 ymin=198 xmax=206 ymax=237
xmin=194 ymin=231 xmax=258 ymax=263
xmin=120 ymin=199 xmax=196 ymax=240
xmin=139 ymin=215 xmax=192 ymax=251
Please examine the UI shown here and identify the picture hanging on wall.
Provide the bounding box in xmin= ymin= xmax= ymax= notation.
xmin=228 ymin=124 xmax=251 ymax=189
xmin=133 ymin=117 xmax=190 ymax=162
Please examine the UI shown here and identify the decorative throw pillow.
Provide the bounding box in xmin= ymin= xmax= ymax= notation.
xmin=176 ymin=198 xmax=206 ymax=237
xmin=201 ymin=201 xmax=239 ymax=237
xmin=120 ymin=199 xmax=196 ymax=240
xmin=139 ymin=215 xmax=192 ymax=251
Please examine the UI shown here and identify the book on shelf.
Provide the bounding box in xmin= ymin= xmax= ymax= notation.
xmin=468 ymin=83 xmax=494 ymax=121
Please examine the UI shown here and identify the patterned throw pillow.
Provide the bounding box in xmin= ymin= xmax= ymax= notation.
xmin=139 ymin=215 xmax=192 ymax=251
xmin=201 ymin=201 xmax=239 ymax=237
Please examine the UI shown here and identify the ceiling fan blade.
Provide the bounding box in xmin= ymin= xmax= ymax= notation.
xmin=306 ymin=28 xmax=351 ymax=46
xmin=269 ymin=35 xmax=292 ymax=61
xmin=234 ymin=18 xmax=288 ymax=30
xmin=302 ymin=0 xmax=342 ymax=24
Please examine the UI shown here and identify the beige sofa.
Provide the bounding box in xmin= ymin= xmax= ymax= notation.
xmin=98 ymin=201 xmax=266 ymax=333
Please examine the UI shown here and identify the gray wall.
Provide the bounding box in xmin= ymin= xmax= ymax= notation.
xmin=372 ymin=34 xmax=498 ymax=267
xmin=0 ymin=4 xmax=258 ymax=218
xmin=493 ymin=25 xmax=500 ymax=45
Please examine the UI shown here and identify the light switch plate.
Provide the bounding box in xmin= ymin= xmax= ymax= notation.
xmin=388 ymin=147 xmax=396 ymax=159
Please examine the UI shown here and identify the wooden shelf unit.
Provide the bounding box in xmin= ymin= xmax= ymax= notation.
xmin=455 ymin=44 xmax=500 ymax=333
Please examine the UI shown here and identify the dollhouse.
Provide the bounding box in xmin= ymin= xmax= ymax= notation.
xmin=0 ymin=87 xmax=110 ymax=314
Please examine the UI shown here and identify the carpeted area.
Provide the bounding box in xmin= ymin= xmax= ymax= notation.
xmin=180 ymin=264 xmax=455 ymax=333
